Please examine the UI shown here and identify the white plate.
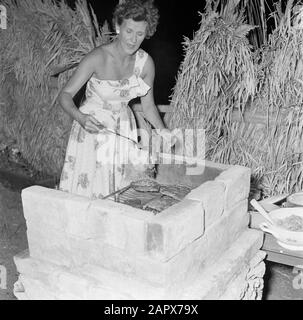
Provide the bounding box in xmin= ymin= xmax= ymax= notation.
xmin=277 ymin=240 xmax=303 ymax=251
xmin=287 ymin=192 xmax=303 ymax=207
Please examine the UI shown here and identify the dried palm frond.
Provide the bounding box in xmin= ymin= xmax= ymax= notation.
xmin=166 ymin=0 xmax=256 ymax=152
xmin=0 ymin=0 xmax=110 ymax=177
xmin=210 ymin=0 xmax=303 ymax=197
xmin=167 ymin=0 xmax=303 ymax=198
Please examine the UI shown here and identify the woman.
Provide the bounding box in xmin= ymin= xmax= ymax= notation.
xmin=58 ymin=0 xmax=174 ymax=199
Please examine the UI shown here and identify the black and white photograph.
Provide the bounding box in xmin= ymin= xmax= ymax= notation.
xmin=0 ymin=0 xmax=303 ymax=303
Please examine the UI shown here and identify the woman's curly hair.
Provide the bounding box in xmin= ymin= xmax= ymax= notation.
xmin=113 ymin=0 xmax=159 ymax=39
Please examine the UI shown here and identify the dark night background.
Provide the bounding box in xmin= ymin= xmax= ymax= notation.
xmin=66 ymin=0 xmax=207 ymax=104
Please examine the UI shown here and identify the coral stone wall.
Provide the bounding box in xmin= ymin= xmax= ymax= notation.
xmin=13 ymin=161 xmax=266 ymax=299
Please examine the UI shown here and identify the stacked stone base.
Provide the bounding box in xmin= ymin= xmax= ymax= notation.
xmin=13 ymin=162 xmax=266 ymax=299
xmin=183 ymin=230 xmax=266 ymax=300
xmin=14 ymin=229 xmax=265 ymax=300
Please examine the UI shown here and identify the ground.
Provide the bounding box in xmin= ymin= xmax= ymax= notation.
xmin=263 ymin=262 xmax=303 ymax=300
xmin=0 ymin=147 xmax=53 ymax=300
xmin=0 ymin=181 xmax=27 ymax=300
xmin=0 ymin=147 xmax=302 ymax=300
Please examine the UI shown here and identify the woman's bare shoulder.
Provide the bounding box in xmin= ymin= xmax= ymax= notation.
xmin=145 ymin=54 xmax=154 ymax=67
xmin=83 ymin=46 xmax=108 ymax=64
xmin=86 ymin=44 xmax=117 ymax=68
xmin=141 ymin=54 xmax=155 ymax=78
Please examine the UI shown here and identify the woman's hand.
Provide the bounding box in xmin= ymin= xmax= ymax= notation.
xmin=158 ymin=128 xmax=178 ymax=147
xmin=78 ymin=113 xmax=107 ymax=134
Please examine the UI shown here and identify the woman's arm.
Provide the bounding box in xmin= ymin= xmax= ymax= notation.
xmin=58 ymin=49 xmax=104 ymax=134
xmin=140 ymin=56 xmax=166 ymax=130
xmin=140 ymin=55 xmax=178 ymax=148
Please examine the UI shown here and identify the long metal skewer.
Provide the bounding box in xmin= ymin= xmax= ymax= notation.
xmin=102 ymin=185 xmax=131 ymax=200
xmin=98 ymin=125 xmax=140 ymax=147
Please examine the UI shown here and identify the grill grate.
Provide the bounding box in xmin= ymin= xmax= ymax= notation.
xmin=109 ymin=187 xmax=162 ymax=206
xmin=108 ymin=183 xmax=192 ymax=214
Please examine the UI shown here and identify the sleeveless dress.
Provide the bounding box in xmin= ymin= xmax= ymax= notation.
xmin=59 ymin=49 xmax=151 ymax=199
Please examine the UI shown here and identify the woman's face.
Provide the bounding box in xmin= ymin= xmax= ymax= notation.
xmin=117 ymin=18 xmax=147 ymax=54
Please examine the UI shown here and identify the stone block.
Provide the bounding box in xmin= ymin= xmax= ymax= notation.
xmin=18 ymin=274 xmax=57 ymax=300
xmin=82 ymin=199 xmax=245 ymax=289
xmin=14 ymin=249 xmax=61 ymax=282
xmin=21 ymin=222 xmax=169 ymax=285
xmin=215 ymin=165 xmax=251 ymax=210
xmin=13 ymin=231 xmax=265 ymax=300
xmin=14 ymin=251 xmax=98 ymax=299
xmin=203 ymin=215 xmax=229 ymax=264
xmin=57 ymin=271 xmax=90 ymax=299
xmin=145 ymin=199 xmax=204 ymax=260
xmin=21 ymin=186 xmax=90 ymax=237
xmin=186 ymin=180 xmax=225 ymax=229
xmin=218 ymin=252 xmax=266 ymax=300
xmin=14 ymin=250 xmax=167 ymax=299
xmin=14 ymin=250 xmax=75 ymax=297
xmin=218 ymin=265 xmax=250 ymax=300
xmin=162 ymin=234 xmax=209 ymax=298
xmin=81 ymin=264 xmax=166 ymax=300
xmin=159 ymin=199 xmax=251 ymax=291
xmin=26 ymin=224 xmax=73 ymax=267
xmin=22 ymin=200 xmax=250 ymax=288
xmin=221 ymin=258 xmax=266 ymax=300
xmin=205 ymin=199 xmax=249 ymax=263
xmin=22 ymin=186 xmax=151 ymax=254
xmin=224 ymin=199 xmax=249 ymax=238
xmin=80 ymin=239 xmax=168 ymax=285
xmin=181 ymin=229 xmax=264 ymax=299
xmin=26 ymin=225 xmax=166 ymax=285
xmin=87 ymin=199 xmax=149 ymax=252
xmin=18 ymin=164 xmax=255 ymax=295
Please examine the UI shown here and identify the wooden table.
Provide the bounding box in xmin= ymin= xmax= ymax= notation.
xmin=262 ymin=233 xmax=303 ymax=267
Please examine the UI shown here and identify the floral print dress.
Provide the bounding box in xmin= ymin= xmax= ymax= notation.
xmin=59 ymin=49 xmax=151 ymax=199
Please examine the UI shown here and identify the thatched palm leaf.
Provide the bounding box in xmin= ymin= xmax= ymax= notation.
xmin=167 ymin=0 xmax=303 ymax=197
xmin=167 ymin=0 xmax=256 ymax=155
xmin=0 ymin=0 xmax=110 ymax=177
